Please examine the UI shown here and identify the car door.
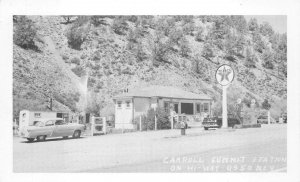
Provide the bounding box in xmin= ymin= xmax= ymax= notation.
xmin=53 ymin=119 xmax=74 ymax=137
xmin=44 ymin=120 xmax=56 ymax=137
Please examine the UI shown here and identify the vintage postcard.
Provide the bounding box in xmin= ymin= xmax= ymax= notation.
xmin=1 ymin=0 xmax=300 ymax=182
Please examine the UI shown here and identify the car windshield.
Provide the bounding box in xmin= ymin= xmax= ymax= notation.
xmin=55 ymin=120 xmax=66 ymax=125
xmin=33 ymin=121 xmax=44 ymax=127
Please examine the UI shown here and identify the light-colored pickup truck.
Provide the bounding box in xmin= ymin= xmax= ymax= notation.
xmin=18 ymin=118 xmax=85 ymax=142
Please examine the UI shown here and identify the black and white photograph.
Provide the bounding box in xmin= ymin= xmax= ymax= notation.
xmin=1 ymin=0 xmax=300 ymax=181
xmin=12 ymin=14 xmax=287 ymax=172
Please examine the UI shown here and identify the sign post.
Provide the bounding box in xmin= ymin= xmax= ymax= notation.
xmin=215 ymin=64 xmax=234 ymax=128
xmin=222 ymin=85 xmax=228 ymax=128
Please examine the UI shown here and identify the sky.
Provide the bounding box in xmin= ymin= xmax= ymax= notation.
xmin=244 ymin=15 xmax=287 ymax=34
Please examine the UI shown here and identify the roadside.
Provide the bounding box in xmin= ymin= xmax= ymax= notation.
xmin=14 ymin=124 xmax=286 ymax=172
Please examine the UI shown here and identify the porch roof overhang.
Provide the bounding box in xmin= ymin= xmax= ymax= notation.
xmin=113 ymin=86 xmax=212 ymax=101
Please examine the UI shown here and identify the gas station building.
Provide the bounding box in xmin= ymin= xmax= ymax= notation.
xmin=113 ymin=86 xmax=213 ymax=129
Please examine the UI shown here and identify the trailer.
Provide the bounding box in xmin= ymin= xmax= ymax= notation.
xmin=18 ymin=110 xmax=70 ymax=133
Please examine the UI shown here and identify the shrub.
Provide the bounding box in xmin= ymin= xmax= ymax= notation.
xmin=96 ymin=81 xmax=104 ymax=89
xmin=179 ymin=37 xmax=191 ymax=57
xmin=209 ymin=17 xmax=230 ymax=40
xmin=169 ymin=28 xmax=184 ymax=45
xmin=263 ymin=60 xmax=274 ymax=69
xmin=90 ymin=16 xmax=107 ymax=26
xmin=248 ymin=18 xmax=259 ymax=32
xmin=134 ymin=107 xmax=170 ymax=131
xmin=230 ymin=15 xmax=247 ymax=34
xmin=80 ymin=53 xmax=87 ymax=59
xmin=155 ymin=17 xmax=176 ymax=36
xmin=202 ymin=43 xmax=214 ymax=59
xmin=13 ymin=16 xmax=38 ymax=50
xmin=261 ymin=99 xmax=271 ymax=110
xmin=71 ymin=66 xmax=86 ymax=77
xmin=195 ymin=27 xmax=205 ymax=42
xmin=61 ymin=16 xmax=75 ymax=24
xmin=127 ymin=15 xmax=138 ymax=23
xmin=252 ymin=33 xmax=265 ymax=53
xmin=127 ymin=29 xmax=138 ymax=43
xmin=244 ymin=48 xmax=256 ymax=68
xmin=136 ymin=16 xmax=155 ymax=29
xmin=224 ymin=34 xmax=237 ymax=61
xmin=70 ymin=57 xmax=81 ymax=65
xmin=92 ymin=51 xmax=101 ymax=62
xmin=53 ymin=92 xmax=80 ymax=112
xmin=235 ymin=35 xmax=246 ymax=57
xmin=262 ymin=51 xmax=274 ymax=69
xmin=76 ymin=16 xmax=91 ymax=26
xmin=112 ymin=17 xmax=129 ymax=35
xmin=121 ymin=67 xmax=133 ymax=75
xmin=242 ymin=98 xmax=252 ymax=108
xmin=136 ymin=42 xmax=148 ymax=62
xmin=151 ymin=33 xmax=171 ymax=64
xmin=181 ymin=15 xmax=194 ymax=25
xmin=61 ymin=54 xmax=69 ymax=61
xmin=259 ymin=22 xmax=274 ymax=37
xmin=182 ymin=23 xmax=195 ymax=35
xmin=65 ymin=21 xmax=89 ymax=50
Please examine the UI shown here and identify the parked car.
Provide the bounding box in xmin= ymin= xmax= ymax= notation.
xmin=202 ymin=114 xmax=240 ymax=130
xmin=18 ymin=118 xmax=85 ymax=142
xmin=282 ymin=113 xmax=287 ymax=123
xmin=257 ymin=115 xmax=268 ymax=124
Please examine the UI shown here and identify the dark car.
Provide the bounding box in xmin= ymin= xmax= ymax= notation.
xmin=202 ymin=114 xmax=240 ymax=130
xmin=257 ymin=115 xmax=268 ymax=124
xmin=282 ymin=113 xmax=287 ymax=123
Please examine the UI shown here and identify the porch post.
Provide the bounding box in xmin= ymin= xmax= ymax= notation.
xmin=210 ymin=101 xmax=212 ymax=117
xmin=103 ymin=117 xmax=107 ymax=134
xmin=178 ymin=102 xmax=181 ymax=114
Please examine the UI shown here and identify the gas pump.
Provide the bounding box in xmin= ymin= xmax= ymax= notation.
xmin=91 ymin=116 xmax=107 ymax=136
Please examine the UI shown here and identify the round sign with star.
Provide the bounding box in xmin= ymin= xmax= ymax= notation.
xmin=215 ymin=64 xmax=234 ymax=86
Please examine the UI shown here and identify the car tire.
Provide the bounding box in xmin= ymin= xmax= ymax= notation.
xmin=62 ymin=136 xmax=68 ymax=139
xmin=27 ymin=138 xmax=35 ymax=142
xmin=72 ymin=130 xmax=81 ymax=138
xmin=204 ymin=127 xmax=208 ymax=130
xmin=36 ymin=135 xmax=46 ymax=142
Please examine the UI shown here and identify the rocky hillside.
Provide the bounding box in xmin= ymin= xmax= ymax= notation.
xmin=13 ymin=15 xmax=287 ymax=119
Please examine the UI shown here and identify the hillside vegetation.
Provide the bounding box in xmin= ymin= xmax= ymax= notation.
xmin=13 ymin=15 xmax=287 ymax=119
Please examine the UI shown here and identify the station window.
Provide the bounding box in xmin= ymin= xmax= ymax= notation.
xmin=181 ymin=103 xmax=194 ymax=115
xmin=164 ymin=102 xmax=170 ymax=112
xmin=34 ymin=113 xmax=41 ymax=118
xmin=126 ymin=101 xmax=131 ymax=108
xmin=117 ymin=101 xmax=122 ymax=108
xmin=203 ymin=103 xmax=209 ymax=112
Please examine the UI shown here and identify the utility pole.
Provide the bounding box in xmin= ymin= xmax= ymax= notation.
xmin=47 ymin=97 xmax=53 ymax=111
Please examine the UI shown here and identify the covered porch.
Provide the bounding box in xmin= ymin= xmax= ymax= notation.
xmin=157 ymin=97 xmax=212 ymax=117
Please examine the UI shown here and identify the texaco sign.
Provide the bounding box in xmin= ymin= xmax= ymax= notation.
xmin=215 ymin=64 xmax=235 ymax=86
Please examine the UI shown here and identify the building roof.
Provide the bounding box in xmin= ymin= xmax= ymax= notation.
xmin=113 ymin=85 xmax=212 ymax=100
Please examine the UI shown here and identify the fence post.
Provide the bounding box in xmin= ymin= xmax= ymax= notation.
xmin=91 ymin=116 xmax=94 ymax=136
xmin=103 ymin=117 xmax=107 ymax=134
xmin=268 ymin=111 xmax=271 ymax=125
xmin=155 ymin=115 xmax=157 ymax=131
xmin=139 ymin=115 xmax=142 ymax=131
